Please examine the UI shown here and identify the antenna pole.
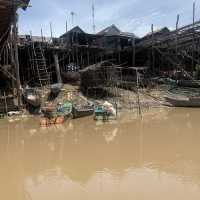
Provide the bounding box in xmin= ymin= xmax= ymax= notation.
xmin=92 ymin=2 xmax=96 ymax=33
xmin=50 ymin=22 xmax=53 ymax=41
xmin=41 ymin=28 xmax=44 ymax=42
xmin=71 ymin=11 xmax=75 ymax=27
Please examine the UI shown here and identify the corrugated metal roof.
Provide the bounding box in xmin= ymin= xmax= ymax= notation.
xmin=97 ymin=24 xmax=121 ymax=36
xmin=97 ymin=24 xmax=136 ymax=38
xmin=60 ymin=26 xmax=85 ymax=38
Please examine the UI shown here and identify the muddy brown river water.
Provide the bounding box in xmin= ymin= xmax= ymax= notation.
xmin=1 ymin=108 xmax=200 ymax=200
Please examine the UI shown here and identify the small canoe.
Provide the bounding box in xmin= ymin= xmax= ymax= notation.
xmin=23 ymin=88 xmax=41 ymax=107
xmin=50 ymin=83 xmax=63 ymax=94
xmin=177 ymin=80 xmax=200 ymax=88
xmin=94 ymin=105 xmax=115 ymax=121
xmin=72 ymin=105 xmax=94 ymax=119
xmin=165 ymin=96 xmax=200 ymax=107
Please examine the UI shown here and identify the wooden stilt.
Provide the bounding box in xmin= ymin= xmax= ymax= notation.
xmin=54 ymin=53 xmax=62 ymax=83
xmin=151 ymin=24 xmax=155 ymax=73
xmin=13 ymin=11 xmax=22 ymax=109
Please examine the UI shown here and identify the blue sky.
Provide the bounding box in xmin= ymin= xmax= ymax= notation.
xmin=19 ymin=0 xmax=200 ymax=37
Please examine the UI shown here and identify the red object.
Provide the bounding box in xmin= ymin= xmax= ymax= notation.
xmin=55 ymin=116 xmax=65 ymax=124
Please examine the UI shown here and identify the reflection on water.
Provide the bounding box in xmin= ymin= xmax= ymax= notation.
xmin=1 ymin=108 xmax=200 ymax=200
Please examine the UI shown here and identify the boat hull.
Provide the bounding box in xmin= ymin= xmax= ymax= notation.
xmin=165 ymin=97 xmax=200 ymax=107
xmin=72 ymin=106 xmax=94 ymax=119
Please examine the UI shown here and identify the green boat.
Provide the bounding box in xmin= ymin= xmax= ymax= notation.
xmin=94 ymin=105 xmax=113 ymax=121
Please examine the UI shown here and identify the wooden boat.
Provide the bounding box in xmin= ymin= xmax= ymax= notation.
xmin=165 ymin=96 xmax=200 ymax=107
xmin=41 ymin=102 xmax=72 ymax=126
xmin=94 ymin=106 xmax=112 ymax=121
xmin=177 ymin=80 xmax=200 ymax=88
xmin=72 ymin=105 xmax=94 ymax=119
xmin=23 ymin=88 xmax=41 ymax=107
xmin=157 ymin=78 xmax=177 ymax=86
xmin=57 ymin=102 xmax=73 ymax=119
xmin=50 ymin=83 xmax=63 ymax=94
xmin=94 ymin=104 xmax=117 ymax=121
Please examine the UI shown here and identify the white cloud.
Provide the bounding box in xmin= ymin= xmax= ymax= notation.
xmin=18 ymin=0 xmax=200 ymax=37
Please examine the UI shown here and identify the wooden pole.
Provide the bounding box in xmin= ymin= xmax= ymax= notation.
xmin=176 ymin=14 xmax=180 ymax=72
xmin=13 ymin=10 xmax=22 ymax=109
xmin=4 ymin=92 xmax=8 ymax=115
xmin=9 ymin=32 xmax=15 ymax=94
xmin=54 ymin=53 xmax=62 ymax=84
xmin=76 ymin=46 xmax=79 ymax=68
xmin=80 ymin=51 xmax=83 ymax=69
xmin=132 ymin=36 xmax=135 ymax=67
xmin=118 ymin=37 xmax=121 ymax=64
xmin=192 ymin=2 xmax=195 ymax=74
xmin=151 ymin=24 xmax=155 ymax=73
xmin=136 ymin=69 xmax=142 ymax=118
xmin=87 ymin=49 xmax=90 ymax=66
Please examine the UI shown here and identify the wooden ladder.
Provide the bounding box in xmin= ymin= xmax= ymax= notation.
xmin=31 ymin=42 xmax=51 ymax=87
